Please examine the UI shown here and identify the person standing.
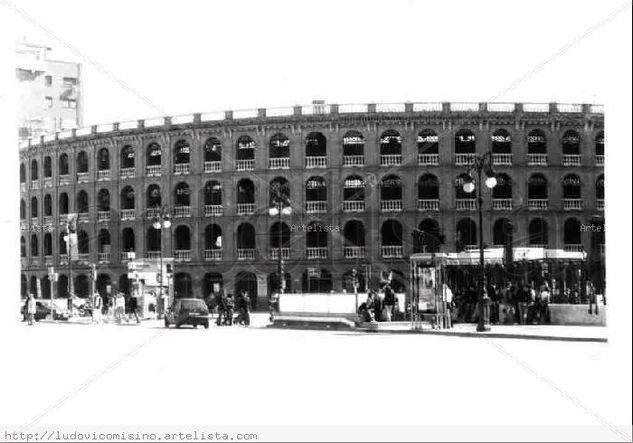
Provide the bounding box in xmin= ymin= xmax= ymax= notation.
xmin=215 ymin=290 xmax=225 ymax=326
xmin=382 ymin=283 xmax=395 ymax=322
xmin=224 ymin=293 xmax=234 ymax=326
xmin=443 ymin=283 xmax=454 ymax=328
xmin=242 ymin=290 xmax=251 ymax=326
xmin=26 ymin=293 xmax=37 ymax=326
xmin=539 ymin=284 xmax=551 ymax=324
xmin=92 ymin=291 xmax=103 ymax=324
xmin=129 ymin=295 xmax=140 ymax=323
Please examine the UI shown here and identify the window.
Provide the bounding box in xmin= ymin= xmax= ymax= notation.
xmin=63 ymin=77 xmax=77 ymax=86
xmin=45 ymin=75 xmax=52 ymax=86
xmin=65 ymin=99 xmax=77 ymax=109
xmin=45 ymin=97 xmax=53 ymax=108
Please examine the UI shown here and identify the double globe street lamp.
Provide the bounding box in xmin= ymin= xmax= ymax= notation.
xmin=269 ymin=184 xmax=292 ymax=296
xmin=152 ymin=208 xmax=171 ymax=317
xmin=461 ymin=152 xmax=497 ymax=332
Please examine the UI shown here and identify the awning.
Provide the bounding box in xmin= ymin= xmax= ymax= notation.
xmin=410 ymin=248 xmax=586 ymax=265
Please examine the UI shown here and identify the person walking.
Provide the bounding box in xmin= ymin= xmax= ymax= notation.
xmin=539 ymin=284 xmax=551 ymax=324
xmin=115 ymin=292 xmax=128 ymax=323
xmin=242 ymin=290 xmax=251 ymax=326
xmin=129 ymin=295 xmax=140 ymax=323
xmin=224 ymin=293 xmax=234 ymax=326
xmin=92 ymin=291 xmax=103 ymax=324
xmin=215 ymin=290 xmax=225 ymax=326
xmin=382 ymin=283 xmax=395 ymax=322
xmin=26 ymin=293 xmax=37 ymax=326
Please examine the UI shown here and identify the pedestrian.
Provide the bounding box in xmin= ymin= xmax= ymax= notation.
xmin=115 ymin=292 xmax=128 ymax=323
xmin=67 ymin=293 xmax=74 ymax=317
xmin=370 ymin=290 xmax=383 ymax=322
xmin=224 ymin=293 xmax=234 ymax=326
xmin=129 ymin=295 xmax=140 ymax=323
xmin=26 ymin=293 xmax=37 ymax=325
xmin=215 ymin=290 xmax=225 ymax=326
xmin=443 ymin=283 xmax=454 ymax=328
xmin=242 ymin=290 xmax=251 ymax=326
xmin=92 ymin=291 xmax=103 ymax=324
xmin=539 ymin=284 xmax=551 ymax=324
xmin=382 ymin=282 xmax=395 ymax=322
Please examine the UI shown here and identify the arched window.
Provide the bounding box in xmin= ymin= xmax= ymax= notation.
xmin=418 ymin=129 xmax=439 ymax=154
xmin=203 ymin=273 xmax=224 ymax=297
xmin=269 ymin=177 xmax=290 ymax=206
xmin=59 ymin=232 xmax=67 ymax=255
xmin=30 ymin=159 xmax=39 ymax=181
xmin=147 ymin=184 xmax=161 ymax=209
xmin=76 ymin=150 xmax=88 ymax=173
xmin=528 ymin=174 xmax=548 ymax=199
xmin=146 ymin=228 xmax=161 ymax=252
xmin=204 ymin=137 xmax=222 ymax=162
xmin=455 ymin=129 xmax=476 ymax=154
xmin=237 ymin=223 xmax=256 ymax=250
xmin=236 ymin=179 xmax=255 ymax=204
xmin=20 ymin=163 xmax=26 ymax=183
xmin=59 ymin=153 xmax=69 ymax=175
xmin=305 ymin=132 xmax=327 ymax=157
xmin=146 ymin=143 xmax=161 ymax=166
xmin=493 ymin=218 xmax=514 ymax=247
xmin=76 ymin=190 xmax=89 ymax=214
xmin=381 ymin=220 xmax=403 ymax=257
xmin=59 ymin=192 xmax=69 ymax=215
xmin=236 ymin=135 xmax=256 ymax=160
xmin=455 ymin=173 xmax=475 ymax=200
xmin=343 ymin=220 xmax=366 ymax=248
xmin=595 ymin=131 xmax=604 ymax=156
xmin=174 ymin=273 xmax=193 ymax=298
xmin=528 ymin=218 xmax=548 ymax=246
xmin=596 ymin=175 xmax=604 ymax=200
xmin=174 ymin=140 xmax=190 ymax=165
xmin=269 ymin=133 xmax=290 ymax=159
xmin=305 ymin=176 xmax=327 ymax=212
xmin=74 ymin=275 xmax=90 ymax=298
xmin=77 ymin=230 xmax=89 ymax=254
xmin=342 ymin=131 xmax=364 ymax=164
xmin=120 ymin=186 xmax=135 ymax=210
xmin=174 ymin=225 xmax=191 ymax=251
xmin=562 ymin=130 xmax=580 ymax=155
xmin=270 ymin=222 xmax=291 ymax=249
xmin=418 ymin=174 xmax=439 ymax=200
xmin=203 ymin=182 xmax=222 ymax=213
xmin=20 ymin=199 xmax=26 ymax=220
xmin=44 ymin=156 xmax=52 ymax=177
xmin=43 ymin=194 xmax=52 ymax=217
xmin=306 ymin=221 xmax=328 ymax=249
xmin=563 ymin=218 xmax=582 ymax=247
xmin=413 ymin=219 xmax=441 ymax=253
xmin=456 ymin=218 xmax=477 ymax=250
xmin=527 ymin=129 xmax=547 ymax=154
xmin=30 ymin=196 xmax=38 ymax=218
xmin=379 ymin=130 xmax=402 ymax=156
xmin=491 ymin=129 xmax=512 ymax=154
xmin=121 ymin=145 xmax=135 ymax=169
xmin=97 ymin=148 xmax=110 ymax=171
xmin=562 ymin=174 xmax=581 ymax=199
xmin=20 ymin=236 xmax=26 ymax=257
xmin=97 ymin=189 xmax=110 ymax=212
xmin=492 ymin=173 xmax=513 ymax=199
xmin=343 ymin=175 xmax=365 ymax=206
xmin=98 ymin=229 xmax=111 ymax=253
xmin=174 ymin=182 xmax=190 ymax=207
xmin=30 ymin=234 xmax=39 ymax=257
xmin=380 ymin=175 xmax=402 ymax=203
xmin=121 ymin=228 xmax=135 ymax=253
xmin=205 ymin=224 xmax=222 ymax=250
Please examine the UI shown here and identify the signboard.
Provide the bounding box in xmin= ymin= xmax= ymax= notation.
xmin=415 ymin=266 xmax=436 ymax=311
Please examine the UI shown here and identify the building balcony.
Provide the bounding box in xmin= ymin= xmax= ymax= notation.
xmin=146 ymin=251 xmax=162 ymax=260
xmin=120 ymin=209 xmax=136 ymax=220
xmin=44 ymin=177 xmax=53 ymax=188
xmin=97 ymin=169 xmax=110 ymax=181
xmin=455 ymin=153 xmax=476 ymax=165
xmin=204 ymin=249 xmax=222 ymax=261
xmin=597 ymin=199 xmax=604 ymax=211
xmin=562 ymin=155 xmax=581 ymax=167
xmin=306 ymin=201 xmax=327 ymax=213
xmin=269 ymin=158 xmax=290 ymax=169
xmin=120 ymin=167 xmax=136 ymax=179
xmin=236 ymin=203 xmax=254 ymax=215
xmin=380 ymin=154 xmax=402 ymax=166
xmin=564 ymin=199 xmax=583 ymax=210
xmin=380 ymin=200 xmax=402 ymax=212
xmin=77 ymin=172 xmax=89 ymax=183
xmin=418 ymin=154 xmax=439 ymax=166
xmin=173 ymin=206 xmax=191 ymax=218
xmin=146 ymin=165 xmax=162 ymax=177
xmin=564 ymin=244 xmax=583 ymax=253
xmin=270 ymin=248 xmax=290 ymax=260
xmin=204 ymin=205 xmax=222 ymax=216
xmin=174 ymin=163 xmax=190 ymax=175
xmin=527 ymin=154 xmax=548 ymax=166
xmin=343 ymin=200 xmax=365 ymax=212
xmin=204 ymin=161 xmax=222 ymax=173
xmin=146 ymin=207 xmax=161 ymax=218
xmin=236 ymin=159 xmax=254 ymax=171
xmin=456 ymin=199 xmax=476 ymax=211
xmin=78 ymin=212 xmax=89 ymax=223
xmin=528 ymin=244 xmax=548 ymax=249
xmin=120 ymin=251 xmax=135 ymax=262
xmin=306 ymin=247 xmax=328 ymax=259
xmin=59 ymin=174 xmax=70 ymax=186
xmin=344 ymin=246 xmax=366 ymax=259
xmin=492 ymin=153 xmax=513 ymax=166
xmin=174 ymin=250 xmax=191 ymax=262
xmin=528 ymin=199 xmax=548 ymax=210
xmin=98 ymin=252 xmax=111 ymax=263
xmin=31 ymin=180 xmax=40 ymax=190
xmin=44 ymin=255 xmax=53 ymax=266
xmin=43 ymin=216 xmax=53 ymax=225
xmin=97 ymin=211 xmax=110 ymax=222
xmin=596 ymin=155 xmax=604 ymax=166
xmin=343 ymin=155 xmax=364 ymax=167
xmin=305 ymin=156 xmax=327 ymax=168
xmin=381 ymin=245 xmax=403 ymax=258
xmin=237 ymin=248 xmax=256 ymax=260
xmin=417 ymin=199 xmax=439 ymax=211
xmin=493 ymin=199 xmax=513 ymax=210
xmin=77 ymin=253 xmax=89 ymax=263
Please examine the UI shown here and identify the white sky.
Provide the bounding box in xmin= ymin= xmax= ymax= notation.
xmin=5 ymin=0 xmax=629 ymax=125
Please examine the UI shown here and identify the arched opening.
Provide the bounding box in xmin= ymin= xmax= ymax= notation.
xmin=205 ymin=224 xmax=222 ymax=250
xmin=527 ymin=174 xmax=548 ymax=199
xmin=268 ymin=177 xmax=290 ymax=207
xmin=118 ymin=274 xmax=130 ymax=296
xmin=596 ymin=175 xmax=604 ymax=200
xmin=456 ymin=218 xmax=477 ymax=251
xmin=562 ymin=174 xmax=581 ymax=199
xmin=147 ymin=184 xmax=161 ymax=209
xmin=30 ymin=234 xmax=38 ymax=257
xmin=173 ymin=140 xmax=190 ymax=165
xmin=595 ymin=131 xmax=604 ymax=156
xmin=20 ymin=163 xmax=26 ymax=183
xmin=380 ymin=175 xmax=402 ymax=208
xmin=237 ymin=179 xmax=255 ymax=205
xmin=40 ymin=276 xmax=50 ymax=299
xmin=234 ymin=272 xmax=258 ymax=309
xmin=455 ymin=173 xmax=475 ymax=200
xmin=491 ymin=129 xmax=512 ymax=153
xmin=236 ymin=223 xmax=256 ymax=250
xmin=528 ymin=218 xmax=548 ymax=246
xmin=174 ymin=225 xmax=191 ymax=251
xmin=418 ymin=174 xmax=439 ymax=200
xmin=203 ymin=273 xmax=223 ymax=298
xmin=342 ymin=269 xmax=366 ymax=293
xmin=414 ymin=219 xmax=441 ymax=253
xmin=59 ymin=192 xmax=69 ymax=215
xmin=493 ymin=218 xmax=514 ymax=247
xmin=44 ymin=156 xmax=52 ymax=177
xmin=342 ymin=131 xmax=364 ymax=164
xmin=58 ymin=274 xmax=69 ymax=298
xmin=204 ymin=137 xmax=222 ymax=162
xmin=20 ymin=236 xmax=26 ymax=257
xmin=76 ymin=151 xmax=88 ymax=173
xmin=97 ymin=148 xmax=110 ymax=171
xmin=455 ymin=129 xmax=476 ymax=153
xmin=121 ymin=145 xmax=135 ymax=169
xmin=121 ymin=228 xmax=135 ymax=253
xmin=44 ymin=194 xmax=52 ymax=216
xmin=44 ymin=233 xmax=53 ymax=256
xmin=343 ymin=175 xmax=365 ymax=209
xmin=20 ymin=199 xmax=26 ymax=220
xmin=562 ymin=130 xmax=581 ymax=155
xmin=343 ymin=220 xmax=366 ymax=248
xmin=305 ymin=132 xmax=327 ymax=157
xmin=97 ymin=189 xmax=110 ymax=212
xmin=563 ymin=218 xmax=582 ymax=247
xmin=379 ymin=130 xmax=402 ymax=159
xmin=203 ymin=180 xmax=222 ymax=207
xmin=269 ymin=133 xmax=290 ymax=159
xmin=77 ymin=230 xmax=89 ymax=254
xmin=302 ymin=269 xmax=333 ymax=293
xmin=120 ymin=186 xmax=135 ymax=210
xmin=306 ymin=221 xmax=328 ymax=249
xmin=30 ymin=196 xmax=38 ymax=218
xmin=76 ymin=190 xmax=89 ymax=214
xmin=98 ymin=228 xmax=111 ymax=254
xmin=74 ymin=275 xmax=89 ymax=297
xmin=492 ymin=173 xmax=513 ymax=199
xmin=21 ymin=274 xmax=27 ymax=297
xmin=29 ymin=276 xmax=37 ymax=296
xmin=146 ymin=228 xmax=161 ymax=253
xmin=96 ymin=274 xmax=112 ymax=298
xmin=236 ymin=135 xmax=256 ymax=165
xmin=58 ymin=232 xmax=67 ymax=255
xmin=146 ymin=143 xmax=162 ymax=166
xmin=381 ymin=220 xmax=403 ymax=253
xmin=174 ymin=182 xmax=190 ymax=207
xmin=59 ymin=153 xmax=69 ymax=175
xmin=270 ymin=222 xmax=291 ymax=249
xmin=305 ymin=176 xmax=327 ymax=211
xmin=418 ymin=129 xmax=439 ymax=154
xmin=30 ymin=159 xmax=39 ymax=181
xmin=527 ymin=129 xmax=547 ymax=154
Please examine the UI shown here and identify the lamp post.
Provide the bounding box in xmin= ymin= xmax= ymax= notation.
xmin=269 ymin=183 xmax=292 ymax=296
xmin=461 ymin=152 xmax=497 ymax=332
xmin=152 ymin=207 xmax=171 ymax=317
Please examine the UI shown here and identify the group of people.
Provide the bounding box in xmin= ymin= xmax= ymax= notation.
xmin=357 ymin=282 xmax=400 ymax=323
xmin=213 ymin=290 xmax=251 ymax=326
xmin=83 ymin=291 xmax=140 ymax=324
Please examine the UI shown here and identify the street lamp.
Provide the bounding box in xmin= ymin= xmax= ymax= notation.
xmin=269 ymin=184 xmax=292 ymax=296
xmin=152 ymin=207 xmax=171 ymax=317
xmin=462 ymin=152 xmax=497 ymax=332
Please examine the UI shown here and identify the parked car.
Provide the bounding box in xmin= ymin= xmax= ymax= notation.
xmin=21 ymin=301 xmax=51 ymax=322
xmin=164 ymin=298 xmax=209 ymax=329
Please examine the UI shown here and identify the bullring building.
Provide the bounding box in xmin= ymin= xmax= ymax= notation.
xmin=19 ymin=102 xmax=605 ymax=308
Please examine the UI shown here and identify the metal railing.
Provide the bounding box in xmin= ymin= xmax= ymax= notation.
xmin=380 ymin=200 xmax=402 ymax=212
xmin=381 ymin=246 xmax=403 ymax=258
xmin=146 ymin=251 xmax=161 ymax=259
xmin=528 ymin=199 xmax=549 ymax=210
xmin=306 ymin=247 xmax=328 ymax=259
xmin=380 ymin=154 xmax=402 ymax=166
xmin=269 ymin=157 xmax=290 ymax=169
xmin=418 ymin=154 xmax=439 ymax=166
xmin=305 ymin=156 xmax=327 ymax=168
xmin=343 ymin=200 xmax=365 ymax=212
xmin=417 ymin=199 xmax=439 ymax=211
xmin=343 ymin=246 xmax=365 ymax=258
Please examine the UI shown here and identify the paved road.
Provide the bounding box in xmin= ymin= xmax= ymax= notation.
xmin=0 ymin=320 xmax=629 ymax=440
